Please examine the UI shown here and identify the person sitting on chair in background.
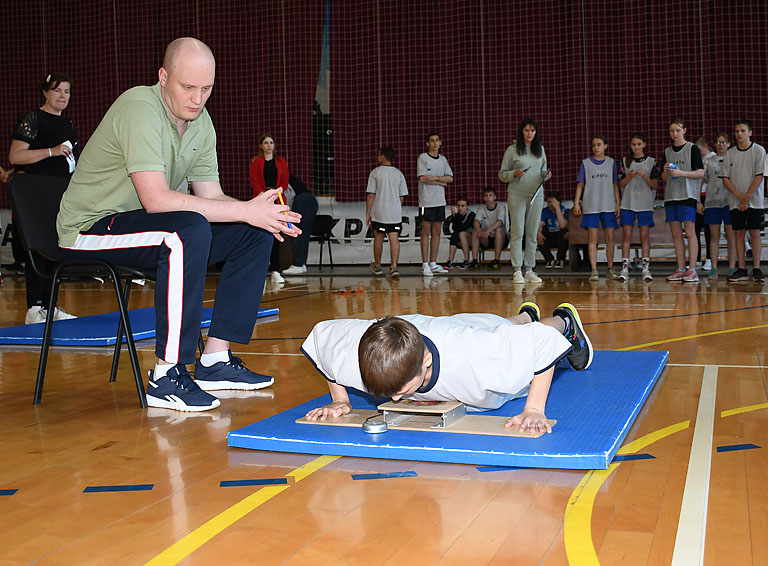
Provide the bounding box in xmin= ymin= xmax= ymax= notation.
xmin=56 ymin=38 xmax=301 ymax=412
xmin=469 ymin=186 xmax=509 ymax=271
xmin=249 ymin=133 xmax=290 ymax=284
xmin=537 ymin=192 xmax=569 ymax=269
xmin=9 ymin=73 xmax=79 ymax=324
xmin=281 ymin=174 xmax=318 ymax=276
xmin=445 ymin=195 xmax=475 ymax=269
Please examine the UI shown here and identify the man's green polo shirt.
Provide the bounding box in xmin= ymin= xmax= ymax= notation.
xmin=57 ymin=82 xmax=219 ymax=247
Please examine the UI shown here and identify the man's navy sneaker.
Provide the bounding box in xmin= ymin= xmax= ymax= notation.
xmin=147 ymin=364 xmax=221 ymax=412
xmin=194 ymin=352 xmax=274 ymax=391
xmin=553 ymin=302 xmax=593 ymax=371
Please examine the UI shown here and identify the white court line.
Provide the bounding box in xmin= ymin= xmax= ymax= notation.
xmin=668 ymin=363 xmax=768 ymax=369
xmin=671 ymin=364 xmax=718 ymax=566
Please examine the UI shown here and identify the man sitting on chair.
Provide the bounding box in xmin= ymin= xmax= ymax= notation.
xmin=56 ymin=37 xmax=301 ymax=412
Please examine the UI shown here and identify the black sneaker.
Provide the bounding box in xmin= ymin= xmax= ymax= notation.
xmin=728 ymin=268 xmax=749 ymax=282
xmin=490 ymin=259 xmax=501 ymax=270
xmin=553 ymin=303 xmax=593 ymax=371
xmin=369 ymin=262 xmax=383 ymax=276
xmin=518 ymin=301 xmax=540 ymax=323
xmin=194 ymin=351 xmax=274 ymax=391
xmin=467 ymin=260 xmax=479 ymax=270
xmin=456 ymin=261 xmax=469 ymax=271
xmin=754 ymin=268 xmax=765 ymax=283
xmin=147 ymin=364 xmax=221 ymax=412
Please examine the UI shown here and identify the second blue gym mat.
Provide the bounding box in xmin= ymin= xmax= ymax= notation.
xmin=0 ymin=307 xmax=279 ymax=346
xmin=228 ymin=350 xmax=668 ymax=470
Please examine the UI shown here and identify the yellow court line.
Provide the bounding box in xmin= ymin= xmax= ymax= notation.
xmin=721 ymin=402 xmax=768 ymax=418
xmin=145 ymin=454 xmax=340 ymax=566
xmin=564 ymin=420 xmax=690 ymax=566
xmin=619 ymin=323 xmax=768 ymax=351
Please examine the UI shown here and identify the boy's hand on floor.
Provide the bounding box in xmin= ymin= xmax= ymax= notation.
xmin=506 ymin=408 xmax=551 ymax=434
xmin=305 ymin=402 xmax=352 ymax=421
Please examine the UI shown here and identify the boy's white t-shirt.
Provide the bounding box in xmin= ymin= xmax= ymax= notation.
xmin=301 ymin=314 xmax=571 ymax=411
xmin=417 ymin=152 xmax=453 ymax=208
xmin=366 ymin=165 xmax=409 ymax=224
xmin=720 ymin=142 xmax=766 ymax=210
xmin=474 ymin=202 xmax=509 ymax=232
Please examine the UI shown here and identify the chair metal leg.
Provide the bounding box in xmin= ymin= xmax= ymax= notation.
xmin=327 ymin=238 xmax=333 ymax=268
xmin=110 ymin=278 xmax=132 ymax=383
xmin=107 ymin=266 xmax=147 ymax=408
xmin=318 ymin=240 xmax=324 ymax=270
xmin=33 ymin=272 xmax=62 ymax=405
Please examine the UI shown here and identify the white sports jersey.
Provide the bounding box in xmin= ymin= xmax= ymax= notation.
xmin=417 ymin=153 xmax=453 ymax=207
xmin=721 ymin=142 xmax=766 ymax=210
xmin=664 ymin=142 xmax=700 ymax=201
xmin=301 ymin=314 xmax=571 ymax=411
xmin=581 ymin=157 xmax=617 ymax=214
xmin=366 ymin=165 xmax=408 ymax=224
xmin=474 ymin=202 xmax=509 ymax=231
xmin=704 ymin=156 xmax=727 ymax=209
xmin=620 ymin=156 xmax=656 ymax=212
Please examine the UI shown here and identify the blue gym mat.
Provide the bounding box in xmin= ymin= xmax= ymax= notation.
xmin=0 ymin=307 xmax=279 ymax=346
xmin=228 ymin=350 xmax=668 ymax=470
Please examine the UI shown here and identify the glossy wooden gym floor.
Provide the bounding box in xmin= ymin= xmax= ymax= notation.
xmin=1 ymin=268 xmax=766 ymax=565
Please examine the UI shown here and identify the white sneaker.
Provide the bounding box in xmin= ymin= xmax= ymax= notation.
xmin=25 ymin=306 xmax=46 ymax=325
xmin=271 ymin=271 xmax=285 ymax=283
xmin=618 ymin=267 xmax=629 ymax=282
xmin=589 ymin=270 xmax=600 ymax=281
xmin=512 ymin=270 xmax=525 ymax=284
xmin=422 ymin=265 xmax=434 ymax=277
xmin=53 ymin=307 xmax=77 ymax=320
xmin=642 ymin=267 xmax=653 ymax=282
xmin=703 ymin=259 xmax=712 ymax=271
xmin=282 ymin=264 xmax=307 ymax=275
xmin=524 ymin=270 xmax=542 ymax=283
xmin=429 ymin=263 xmax=447 ymax=274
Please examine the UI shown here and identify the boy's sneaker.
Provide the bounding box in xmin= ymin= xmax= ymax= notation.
xmin=753 ymin=268 xmax=765 ymax=283
xmin=518 ymin=301 xmax=540 ymax=323
xmin=53 ymin=307 xmax=77 ymax=320
xmin=467 ymin=260 xmax=479 ymax=271
xmin=666 ymin=268 xmax=685 ymax=281
xmin=728 ymin=267 xmax=738 ymax=277
xmin=429 ymin=263 xmax=447 ymax=274
xmin=682 ymin=269 xmax=699 ymax=282
xmin=708 ymin=268 xmax=718 ymax=279
xmin=607 ymin=268 xmax=619 ymax=280
xmin=490 ymin=259 xmax=501 ymax=270
xmin=194 ymin=352 xmax=274 ymax=391
xmin=589 ymin=270 xmax=599 ymax=281
xmin=456 ymin=261 xmax=469 ymax=270
xmin=544 ymin=260 xmax=554 ymax=269
xmin=642 ymin=267 xmax=653 ymax=282
xmin=282 ymin=264 xmax=307 ymax=276
xmin=553 ymin=260 xmax=564 ymax=269
xmin=512 ymin=270 xmax=525 ymax=284
xmin=370 ymin=262 xmax=384 ymax=276
xmin=386 ymin=267 xmax=400 ymax=279
xmin=271 ymin=271 xmax=285 ymax=284
xmin=703 ymin=259 xmax=712 ymax=271
xmin=524 ymin=270 xmax=542 ymax=283
xmin=553 ymin=303 xmax=593 ymax=371
xmin=147 ymin=365 xmax=221 ymax=412
xmin=728 ymin=268 xmax=749 ymax=282
xmin=25 ymin=306 xmax=47 ymax=325
xmin=617 ymin=267 xmax=629 ymax=282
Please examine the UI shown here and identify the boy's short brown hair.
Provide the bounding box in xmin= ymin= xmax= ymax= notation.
xmin=358 ymin=317 xmax=425 ymax=398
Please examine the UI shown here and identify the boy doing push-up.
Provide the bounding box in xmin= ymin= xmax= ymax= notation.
xmin=301 ymin=303 xmax=592 ymax=434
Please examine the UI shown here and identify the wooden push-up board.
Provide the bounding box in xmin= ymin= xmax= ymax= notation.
xmin=296 ymin=400 xmax=556 ymax=438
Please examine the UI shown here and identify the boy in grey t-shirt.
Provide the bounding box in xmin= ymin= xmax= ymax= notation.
xmin=366 ymin=146 xmax=408 ymax=278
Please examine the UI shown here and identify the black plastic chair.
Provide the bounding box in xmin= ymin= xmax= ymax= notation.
xmin=309 ymin=214 xmax=335 ymax=269
xmin=7 ymin=174 xmax=153 ymax=407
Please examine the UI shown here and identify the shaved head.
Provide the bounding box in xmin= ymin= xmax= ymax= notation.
xmin=162 ymin=37 xmax=215 ymax=75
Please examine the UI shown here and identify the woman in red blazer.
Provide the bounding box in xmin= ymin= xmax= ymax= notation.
xmin=249 ymin=133 xmax=290 ymax=282
xmin=249 ymin=133 xmax=289 ymax=196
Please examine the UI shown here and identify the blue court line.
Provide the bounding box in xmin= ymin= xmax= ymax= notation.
xmin=220 ymin=478 xmax=288 ymax=487
xmin=476 ymin=465 xmax=526 ymax=472
xmin=0 ymin=489 xmax=18 ymax=496
xmin=587 ymin=304 xmax=768 ymax=326
xmin=612 ymin=453 xmax=656 ymax=462
xmin=83 ymin=484 xmax=154 ymax=493
xmin=716 ymin=443 xmax=761 ymax=453
xmin=351 ymin=471 xmax=418 ymax=481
